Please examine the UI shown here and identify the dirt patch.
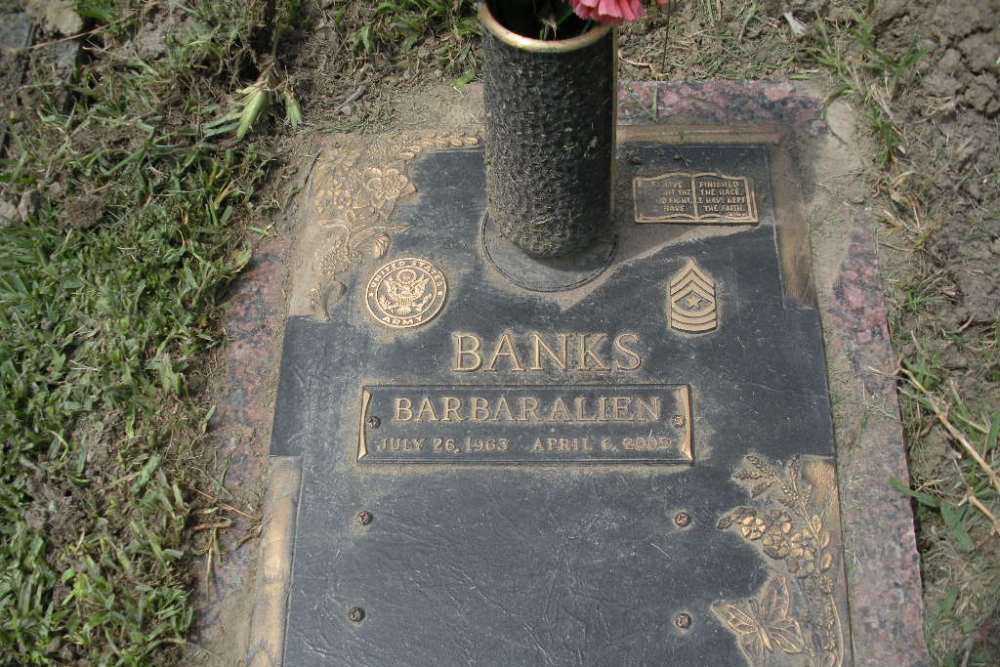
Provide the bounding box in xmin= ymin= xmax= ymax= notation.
xmin=286 ymin=2 xmax=479 ymax=136
xmin=897 ymin=0 xmax=999 ymax=115
xmin=875 ymin=1 xmax=999 ymax=400
xmin=859 ymin=1 xmax=999 ymax=664
xmin=24 ymin=0 xmax=82 ymax=37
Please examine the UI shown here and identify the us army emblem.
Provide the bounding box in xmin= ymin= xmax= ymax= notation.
xmin=366 ymin=257 xmax=448 ymax=329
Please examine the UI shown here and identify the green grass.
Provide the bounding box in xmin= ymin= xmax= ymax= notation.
xmin=807 ymin=12 xmax=924 ymax=167
xmin=338 ymin=0 xmax=480 ymax=74
xmin=0 ymin=1 xmax=298 ymax=663
xmin=617 ymin=1 xmax=800 ymax=81
xmin=898 ymin=354 xmax=1000 ymax=667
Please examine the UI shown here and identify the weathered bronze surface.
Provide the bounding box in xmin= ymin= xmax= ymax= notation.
xmin=270 ymin=136 xmax=852 ymax=666
xmin=481 ymin=212 xmax=617 ymax=292
xmin=634 ymin=171 xmax=759 ymax=224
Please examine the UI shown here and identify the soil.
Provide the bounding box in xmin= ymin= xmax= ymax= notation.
xmin=880 ymin=4 xmax=1000 ymax=318
xmin=877 ymin=4 xmax=1000 ymax=662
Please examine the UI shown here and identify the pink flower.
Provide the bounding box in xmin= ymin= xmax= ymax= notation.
xmin=569 ymin=0 xmax=669 ymax=24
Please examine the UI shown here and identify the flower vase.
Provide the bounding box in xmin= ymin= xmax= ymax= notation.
xmin=480 ymin=1 xmax=616 ymax=258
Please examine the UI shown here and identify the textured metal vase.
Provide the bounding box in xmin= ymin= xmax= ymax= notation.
xmin=480 ymin=2 xmax=615 ymax=258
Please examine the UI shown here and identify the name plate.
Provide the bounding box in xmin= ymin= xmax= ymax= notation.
xmin=358 ymin=385 xmax=693 ymax=464
xmin=633 ymin=171 xmax=758 ymax=224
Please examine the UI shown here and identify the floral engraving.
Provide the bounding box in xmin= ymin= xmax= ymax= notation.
xmin=306 ymin=132 xmax=478 ymax=320
xmin=715 ymin=455 xmax=846 ymax=667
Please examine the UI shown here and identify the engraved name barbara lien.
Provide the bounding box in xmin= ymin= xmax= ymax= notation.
xmin=394 ymin=393 xmax=664 ymax=424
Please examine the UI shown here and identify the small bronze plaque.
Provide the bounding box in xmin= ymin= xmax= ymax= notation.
xmin=358 ymin=385 xmax=693 ymax=464
xmin=633 ymin=171 xmax=758 ymax=224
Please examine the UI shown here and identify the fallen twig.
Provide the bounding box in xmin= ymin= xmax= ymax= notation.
xmin=338 ymin=84 xmax=367 ymax=112
xmin=963 ymin=494 xmax=1000 ymax=536
xmin=900 ymin=367 xmax=1000 ymax=494
xmin=193 ymin=487 xmax=255 ymax=519
xmin=25 ymin=13 xmax=135 ymax=51
xmin=192 ymin=520 xmax=233 ymax=533
xmin=619 ymin=53 xmax=654 ymax=70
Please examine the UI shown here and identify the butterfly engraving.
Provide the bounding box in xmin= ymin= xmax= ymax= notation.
xmin=714 ymin=577 xmax=805 ymax=665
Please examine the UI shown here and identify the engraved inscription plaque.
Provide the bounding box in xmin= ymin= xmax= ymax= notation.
xmin=358 ymin=385 xmax=693 ymax=464
xmin=634 ymin=171 xmax=759 ymax=224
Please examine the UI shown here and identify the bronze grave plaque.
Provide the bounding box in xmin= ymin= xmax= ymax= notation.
xmin=269 ymin=139 xmax=852 ymax=667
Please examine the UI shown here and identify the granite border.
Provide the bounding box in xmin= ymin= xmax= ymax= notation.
xmin=219 ymin=81 xmax=929 ymax=667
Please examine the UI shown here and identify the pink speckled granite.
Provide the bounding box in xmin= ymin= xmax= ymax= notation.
xmin=828 ymin=219 xmax=931 ymax=667
xmin=192 ymin=233 xmax=289 ymax=649
xmin=620 ymin=80 xmax=828 ymax=135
